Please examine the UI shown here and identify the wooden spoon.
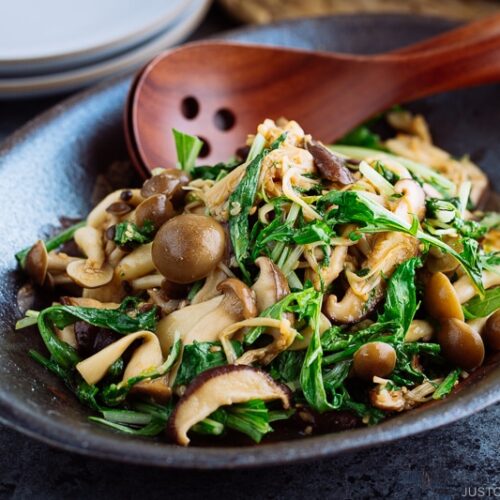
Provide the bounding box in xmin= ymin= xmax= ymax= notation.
xmin=127 ymin=15 xmax=500 ymax=174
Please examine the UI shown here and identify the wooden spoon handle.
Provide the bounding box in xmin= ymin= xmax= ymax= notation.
xmin=381 ymin=28 xmax=500 ymax=104
xmin=394 ymin=13 xmax=500 ymax=54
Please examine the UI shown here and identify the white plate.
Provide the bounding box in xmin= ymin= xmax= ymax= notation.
xmin=0 ymin=0 xmax=211 ymax=98
xmin=0 ymin=0 xmax=191 ymax=75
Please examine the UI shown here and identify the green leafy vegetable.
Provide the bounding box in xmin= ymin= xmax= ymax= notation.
xmin=463 ymin=287 xmax=500 ymax=319
xmin=299 ymin=290 xmax=332 ymax=412
xmin=228 ymin=133 xmax=286 ymax=281
xmin=329 ymin=145 xmax=456 ymax=196
xmin=16 ymin=220 xmax=86 ymax=268
xmin=101 ymin=338 xmax=181 ymax=406
xmin=114 ymin=220 xmax=155 ymax=246
xmin=191 ymin=160 xmax=240 ymax=181
xmin=172 ymin=129 xmax=203 ymax=173
xmin=336 ymin=125 xmax=385 ymax=150
xmin=245 ymin=287 xmax=318 ymax=345
xmin=319 ymin=190 xmax=484 ymax=294
xmin=270 ymin=350 xmax=305 ymax=383
xmin=378 ymin=257 xmax=420 ymax=337
xmin=30 ymin=298 xmax=158 ymax=370
xmin=174 ymin=341 xmax=243 ymax=387
xmin=433 ymin=368 xmax=461 ymax=399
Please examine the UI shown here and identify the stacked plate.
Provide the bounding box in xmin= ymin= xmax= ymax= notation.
xmin=0 ymin=0 xmax=211 ymax=98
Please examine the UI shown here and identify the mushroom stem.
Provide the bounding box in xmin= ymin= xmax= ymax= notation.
xmin=130 ymin=273 xmax=164 ymax=291
xmin=47 ymin=252 xmax=79 ymax=272
xmin=87 ymin=189 xmax=143 ymax=229
xmin=115 ymin=243 xmax=155 ymax=281
xmin=454 ymin=267 xmax=500 ymax=303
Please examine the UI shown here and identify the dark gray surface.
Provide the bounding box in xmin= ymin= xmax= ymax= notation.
xmin=0 ymin=7 xmax=498 ymax=499
xmin=1 ymin=403 xmax=498 ymax=499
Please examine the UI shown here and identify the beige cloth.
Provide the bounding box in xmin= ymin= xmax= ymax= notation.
xmin=220 ymin=0 xmax=499 ymax=24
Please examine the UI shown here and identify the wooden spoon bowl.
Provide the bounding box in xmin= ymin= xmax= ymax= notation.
xmin=126 ymin=14 xmax=500 ymax=174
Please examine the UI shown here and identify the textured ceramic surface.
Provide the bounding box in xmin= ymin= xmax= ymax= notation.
xmin=0 ymin=15 xmax=499 ymax=469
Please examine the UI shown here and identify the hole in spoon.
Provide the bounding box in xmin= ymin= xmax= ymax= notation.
xmin=197 ymin=136 xmax=210 ymax=158
xmin=213 ymin=108 xmax=236 ymax=131
xmin=180 ymin=96 xmax=199 ymax=119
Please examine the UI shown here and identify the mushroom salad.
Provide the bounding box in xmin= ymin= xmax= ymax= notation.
xmin=16 ymin=110 xmax=500 ymax=446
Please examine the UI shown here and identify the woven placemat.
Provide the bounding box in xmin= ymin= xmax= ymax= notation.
xmin=219 ymin=0 xmax=499 ymax=24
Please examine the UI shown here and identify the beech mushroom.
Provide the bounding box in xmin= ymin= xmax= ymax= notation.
xmin=305 ymin=138 xmax=354 ymax=185
xmin=484 ymin=310 xmax=500 ymax=351
xmin=24 ymin=241 xmax=79 ymax=286
xmin=66 ymin=227 xmax=113 ymax=288
xmin=425 ymin=272 xmax=464 ymax=321
xmin=353 ymin=342 xmax=397 ymax=381
xmin=152 ymin=214 xmax=226 ymax=284
xmin=438 ymin=319 xmax=485 ymax=370
xmin=453 ymin=266 xmax=500 ymax=304
xmin=87 ymin=189 xmax=143 ymax=229
xmin=167 ymin=365 xmax=292 ymax=445
xmin=115 ymin=243 xmax=155 ymax=281
xmin=251 ymin=257 xmax=289 ymax=312
xmin=140 ymin=168 xmax=190 ymax=204
xmin=134 ymin=194 xmax=174 ymax=231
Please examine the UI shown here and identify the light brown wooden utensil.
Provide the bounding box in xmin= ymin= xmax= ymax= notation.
xmin=126 ymin=14 xmax=500 ymax=174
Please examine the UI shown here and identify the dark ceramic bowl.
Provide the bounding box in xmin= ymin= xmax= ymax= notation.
xmin=0 ymin=15 xmax=499 ymax=469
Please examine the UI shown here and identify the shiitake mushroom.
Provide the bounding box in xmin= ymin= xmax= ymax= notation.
xmin=152 ymin=214 xmax=225 ymax=284
xmin=438 ymin=319 xmax=485 ymax=370
xmin=483 ymin=310 xmax=500 ymax=351
xmin=352 ymin=342 xmax=397 ymax=381
xmin=135 ymin=194 xmax=174 ymax=231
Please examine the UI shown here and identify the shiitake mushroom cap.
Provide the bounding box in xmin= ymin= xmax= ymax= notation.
xmin=152 ymin=214 xmax=225 ymax=284
xmin=167 ymin=365 xmax=292 ymax=445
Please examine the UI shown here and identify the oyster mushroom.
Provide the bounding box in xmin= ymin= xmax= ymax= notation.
xmin=251 ymin=256 xmax=289 ymax=312
xmin=76 ymin=330 xmax=171 ymax=402
xmin=66 ymin=227 xmax=113 ymax=288
xmin=157 ymin=279 xmax=257 ymax=354
xmin=167 ymin=365 xmax=292 ymax=445
xmin=392 ymin=179 xmax=426 ymax=223
xmin=325 ymin=232 xmax=418 ymax=323
xmin=369 ymin=385 xmax=406 ymax=412
xmin=156 ymin=296 xmax=224 ymax=355
xmin=190 ymin=267 xmax=228 ymax=304
xmin=325 ymin=181 xmax=424 ymax=324
xmin=305 ymin=138 xmax=354 ymax=185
